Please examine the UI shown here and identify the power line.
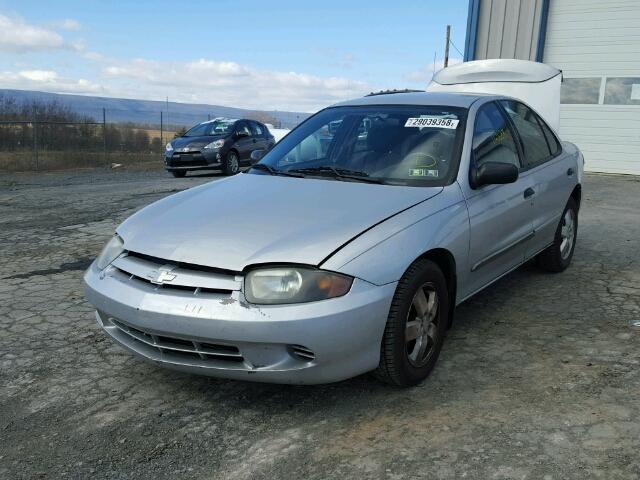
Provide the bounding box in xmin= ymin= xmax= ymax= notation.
xmin=449 ymin=39 xmax=464 ymax=57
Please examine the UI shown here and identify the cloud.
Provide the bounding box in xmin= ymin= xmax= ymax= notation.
xmin=404 ymin=58 xmax=463 ymax=85
xmin=100 ymin=57 xmax=374 ymax=111
xmin=51 ymin=19 xmax=81 ymax=31
xmin=0 ymin=55 xmax=374 ymax=111
xmin=0 ymin=14 xmax=79 ymax=53
xmin=0 ymin=69 xmax=104 ymax=95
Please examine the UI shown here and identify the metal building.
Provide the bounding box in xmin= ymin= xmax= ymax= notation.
xmin=465 ymin=0 xmax=640 ymax=175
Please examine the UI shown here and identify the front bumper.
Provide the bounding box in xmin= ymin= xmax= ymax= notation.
xmin=164 ymin=149 xmax=222 ymax=170
xmin=84 ymin=262 xmax=396 ymax=384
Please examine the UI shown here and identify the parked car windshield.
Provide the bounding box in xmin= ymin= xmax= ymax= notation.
xmin=183 ymin=119 xmax=236 ymax=137
xmin=252 ymin=105 xmax=466 ymax=186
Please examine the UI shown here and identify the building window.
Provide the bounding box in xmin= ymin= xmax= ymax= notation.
xmin=560 ymin=78 xmax=601 ymax=104
xmin=604 ymin=77 xmax=640 ymax=105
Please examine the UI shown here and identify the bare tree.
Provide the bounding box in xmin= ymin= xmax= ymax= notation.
xmin=245 ymin=111 xmax=279 ymax=127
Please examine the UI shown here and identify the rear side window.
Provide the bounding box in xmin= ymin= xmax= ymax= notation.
xmin=472 ymin=102 xmax=521 ymax=169
xmin=499 ymin=100 xmax=553 ymax=168
xmin=537 ymin=115 xmax=561 ymax=157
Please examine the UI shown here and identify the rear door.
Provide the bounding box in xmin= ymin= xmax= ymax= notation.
xmin=498 ymin=100 xmax=576 ymax=258
xmin=464 ymin=101 xmax=536 ymax=295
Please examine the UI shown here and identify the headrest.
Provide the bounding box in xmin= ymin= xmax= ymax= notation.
xmin=367 ymin=121 xmax=405 ymax=153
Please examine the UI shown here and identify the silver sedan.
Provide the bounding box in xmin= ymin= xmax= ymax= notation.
xmin=84 ymin=92 xmax=583 ymax=386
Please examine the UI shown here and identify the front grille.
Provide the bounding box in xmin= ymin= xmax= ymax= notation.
xmin=290 ymin=344 xmax=315 ymax=362
xmin=110 ymin=252 xmax=239 ymax=295
xmin=111 ymin=318 xmax=244 ymax=363
xmin=168 ymin=153 xmax=207 ymax=167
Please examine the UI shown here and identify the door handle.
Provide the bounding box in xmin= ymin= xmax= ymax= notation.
xmin=524 ymin=187 xmax=535 ymax=199
xmin=567 ymin=168 xmax=574 ymax=176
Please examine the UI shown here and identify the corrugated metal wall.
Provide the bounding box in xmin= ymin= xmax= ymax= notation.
xmin=473 ymin=0 xmax=545 ymax=61
xmin=544 ymin=0 xmax=640 ymax=174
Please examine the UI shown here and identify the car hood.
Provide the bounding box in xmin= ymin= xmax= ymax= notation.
xmin=118 ymin=173 xmax=442 ymax=272
xmin=171 ymin=135 xmax=226 ymax=149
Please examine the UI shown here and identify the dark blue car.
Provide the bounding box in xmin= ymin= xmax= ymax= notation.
xmin=165 ymin=118 xmax=275 ymax=177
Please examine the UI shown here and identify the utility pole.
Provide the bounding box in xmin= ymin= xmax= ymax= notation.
xmin=103 ymin=108 xmax=107 ymax=166
xmin=444 ymin=25 xmax=451 ymax=67
xmin=433 ymin=51 xmax=437 ymax=76
xmin=166 ymin=96 xmax=169 ymax=131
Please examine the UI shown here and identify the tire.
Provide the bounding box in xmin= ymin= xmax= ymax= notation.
xmin=375 ymin=259 xmax=449 ymax=387
xmin=171 ymin=170 xmax=187 ymax=178
xmin=536 ymin=197 xmax=578 ymax=273
xmin=224 ymin=151 xmax=240 ymax=175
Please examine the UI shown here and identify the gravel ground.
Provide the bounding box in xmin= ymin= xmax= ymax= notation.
xmin=1 ymin=167 xmax=639 ymax=480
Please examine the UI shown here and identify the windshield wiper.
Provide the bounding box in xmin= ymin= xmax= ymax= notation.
xmin=249 ymin=163 xmax=303 ymax=178
xmin=288 ymin=166 xmax=384 ymax=184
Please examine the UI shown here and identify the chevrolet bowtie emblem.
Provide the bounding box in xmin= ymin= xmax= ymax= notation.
xmin=149 ymin=268 xmax=177 ymax=284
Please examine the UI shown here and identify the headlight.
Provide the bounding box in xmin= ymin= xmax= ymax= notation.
xmin=165 ymin=142 xmax=173 ymax=152
xmin=244 ymin=267 xmax=353 ymax=305
xmin=204 ymin=139 xmax=225 ymax=149
xmin=96 ymin=234 xmax=125 ymax=270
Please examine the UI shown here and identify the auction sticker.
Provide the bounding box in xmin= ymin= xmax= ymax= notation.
xmin=405 ymin=117 xmax=459 ymax=129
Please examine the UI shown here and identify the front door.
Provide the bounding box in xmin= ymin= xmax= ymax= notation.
xmin=250 ymin=121 xmax=268 ymax=160
xmin=463 ymin=102 xmax=535 ymax=296
xmin=233 ymin=121 xmax=254 ymax=161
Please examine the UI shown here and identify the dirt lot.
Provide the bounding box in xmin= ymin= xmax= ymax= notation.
xmin=1 ymin=167 xmax=639 ymax=479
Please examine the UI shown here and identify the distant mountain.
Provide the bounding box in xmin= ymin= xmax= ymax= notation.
xmin=0 ymin=89 xmax=309 ymax=129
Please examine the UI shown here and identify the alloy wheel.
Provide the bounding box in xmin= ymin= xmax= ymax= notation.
xmin=228 ymin=153 xmax=239 ymax=174
xmin=560 ymin=209 xmax=575 ymax=260
xmin=405 ymin=283 xmax=440 ymax=368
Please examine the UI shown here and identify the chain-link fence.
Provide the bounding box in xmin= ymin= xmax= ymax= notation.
xmin=0 ymin=111 xmax=178 ymax=172
xmin=0 ymin=99 xmax=305 ymax=173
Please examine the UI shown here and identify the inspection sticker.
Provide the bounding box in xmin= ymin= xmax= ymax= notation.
xmin=405 ymin=117 xmax=459 ymax=129
xmin=409 ymin=168 xmax=439 ymax=177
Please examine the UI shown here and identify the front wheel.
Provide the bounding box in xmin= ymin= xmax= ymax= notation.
xmin=536 ymin=197 xmax=578 ymax=272
xmin=170 ymin=170 xmax=186 ymax=178
xmin=375 ymin=259 xmax=449 ymax=387
xmin=224 ymin=151 xmax=240 ymax=175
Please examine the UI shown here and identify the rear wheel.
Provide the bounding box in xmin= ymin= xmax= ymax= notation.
xmin=224 ymin=151 xmax=240 ymax=175
xmin=375 ymin=259 xmax=449 ymax=387
xmin=171 ymin=170 xmax=187 ymax=178
xmin=536 ymin=197 xmax=578 ymax=272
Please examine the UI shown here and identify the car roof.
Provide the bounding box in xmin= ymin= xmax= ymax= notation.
xmin=200 ymin=117 xmax=239 ymax=125
xmin=331 ymin=91 xmax=496 ymax=109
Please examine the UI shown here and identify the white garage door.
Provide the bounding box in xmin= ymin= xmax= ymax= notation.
xmin=543 ymin=0 xmax=640 ymax=175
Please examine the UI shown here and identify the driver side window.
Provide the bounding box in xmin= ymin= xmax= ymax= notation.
xmin=236 ymin=122 xmax=251 ymax=137
xmin=472 ymin=103 xmax=521 ymax=169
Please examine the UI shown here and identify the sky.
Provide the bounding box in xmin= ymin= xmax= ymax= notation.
xmin=0 ymin=0 xmax=468 ymax=112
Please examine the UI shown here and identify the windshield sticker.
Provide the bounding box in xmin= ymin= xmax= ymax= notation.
xmin=409 ymin=168 xmax=439 ymax=177
xmin=413 ymin=155 xmax=437 ymax=168
xmin=405 ymin=117 xmax=459 ymax=129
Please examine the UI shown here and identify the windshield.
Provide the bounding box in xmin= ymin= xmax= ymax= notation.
xmin=183 ymin=119 xmax=236 ymax=137
xmin=251 ymin=105 xmax=466 ymax=186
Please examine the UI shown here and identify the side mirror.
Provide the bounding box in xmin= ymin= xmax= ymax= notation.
xmin=470 ymin=162 xmax=519 ymax=188
xmin=250 ymin=149 xmax=265 ymax=162
xmin=235 ymin=130 xmax=249 ymax=138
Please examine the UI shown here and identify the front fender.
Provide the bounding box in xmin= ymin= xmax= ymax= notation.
xmin=322 ymin=185 xmax=469 ymax=303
